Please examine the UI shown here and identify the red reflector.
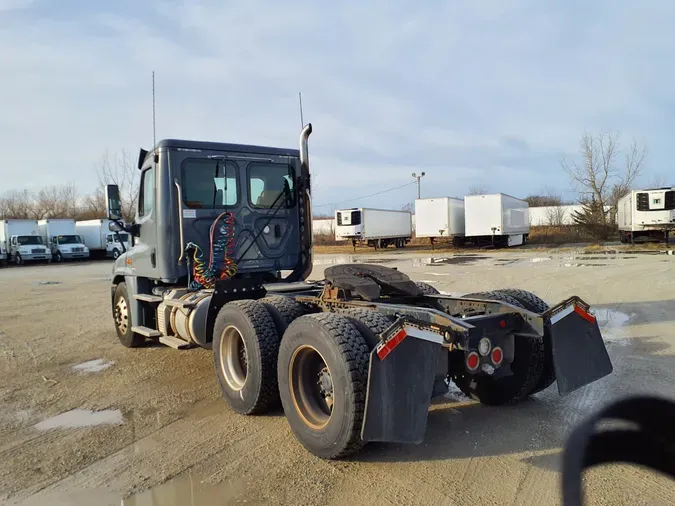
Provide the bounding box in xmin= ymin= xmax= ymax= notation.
xmin=376 ymin=329 xmax=407 ymax=360
xmin=499 ymin=319 xmax=507 ymax=328
xmin=491 ymin=347 xmax=503 ymax=365
xmin=574 ymin=305 xmax=596 ymax=324
xmin=466 ymin=352 xmax=480 ymax=370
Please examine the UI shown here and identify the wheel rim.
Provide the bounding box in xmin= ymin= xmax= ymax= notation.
xmin=115 ymin=296 xmax=129 ymax=334
xmin=15 ymin=255 xmax=20 ymax=265
xmin=113 ymin=250 xmax=119 ymax=259
xmin=219 ymin=325 xmax=248 ymax=391
xmin=289 ymin=345 xmax=333 ymax=430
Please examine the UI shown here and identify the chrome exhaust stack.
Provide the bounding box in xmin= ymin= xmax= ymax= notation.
xmin=299 ymin=123 xmax=312 ymax=177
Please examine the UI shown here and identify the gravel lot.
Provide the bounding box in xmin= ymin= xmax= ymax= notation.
xmin=1 ymin=249 xmax=674 ymax=505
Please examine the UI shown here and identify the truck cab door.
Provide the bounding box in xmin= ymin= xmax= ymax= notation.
xmin=132 ymin=165 xmax=158 ymax=276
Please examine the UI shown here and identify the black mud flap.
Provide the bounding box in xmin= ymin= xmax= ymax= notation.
xmin=361 ymin=337 xmax=440 ymax=444
xmin=550 ymin=303 xmax=613 ymax=395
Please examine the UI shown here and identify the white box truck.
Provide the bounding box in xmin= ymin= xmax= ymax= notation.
xmin=335 ymin=208 xmax=412 ymax=249
xmin=464 ymin=193 xmax=529 ymax=247
xmin=618 ymin=188 xmax=675 ymax=244
xmin=0 ymin=219 xmax=51 ymax=265
xmin=75 ymin=219 xmax=131 ymax=259
xmin=414 ymin=197 xmax=466 ymax=247
xmin=37 ymin=219 xmax=90 ymax=262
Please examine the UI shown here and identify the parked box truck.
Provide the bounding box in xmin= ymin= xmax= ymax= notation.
xmin=37 ymin=219 xmax=90 ymax=262
xmin=414 ymin=197 xmax=466 ymax=246
xmin=618 ymin=188 xmax=675 ymax=244
xmin=76 ymin=219 xmax=131 ymax=259
xmin=464 ymin=193 xmax=529 ymax=247
xmin=0 ymin=219 xmax=51 ymax=264
xmin=335 ymin=208 xmax=412 ymax=249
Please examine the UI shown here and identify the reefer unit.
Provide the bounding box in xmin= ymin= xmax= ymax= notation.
xmin=335 ymin=208 xmax=412 ymax=249
xmin=464 ymin=193 xmax=529 ymax=247
xmin=618 ymin=188 xmax=675 ymax=243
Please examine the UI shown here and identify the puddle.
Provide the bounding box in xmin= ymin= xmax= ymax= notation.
xmin=573 ymin=256 xmax=637 ymax=260
xmin=34 ymin=409 xmax=124 ymax=430
xmin=72 ymin=359 xmax=114 ymax=373
xmin=36 ymin=281 xmax=61 ymax=285
xmin=123 ymin=473 xmax=250 ymax=506
xmin=561 ymin=263 xmax=608 ymax=267
xmin=593 ymin=308 xmax=633 ymax=345
xmin=531 ymin=257 xmax=552 ymax=263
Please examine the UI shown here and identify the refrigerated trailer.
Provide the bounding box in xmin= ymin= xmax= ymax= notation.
xmin=618 ymin=188 xmax=675 ymax=244
xmin=464 ymin=193 xmax=529 ymax=247
xmin=414 ymin=197 xmax=465 ymax=247
xmin=0 ymin=219 xmax=51 ymax=265
xmin=37 ymin=219 xmax=89 ymax=262
xmin=335 ymin=208 xmax=412 ymax=249
xmin=75 ymin=219 xmax=131 ymax=259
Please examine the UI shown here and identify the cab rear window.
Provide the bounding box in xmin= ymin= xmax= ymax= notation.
xmin=181 ymin=159 xmax=238 ymax=208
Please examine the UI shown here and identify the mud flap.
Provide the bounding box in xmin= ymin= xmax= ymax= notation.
xmin=550 ymin=303 xmax=613 ymax=395
xmin=361 ymin=337 xmax=440 ymax=444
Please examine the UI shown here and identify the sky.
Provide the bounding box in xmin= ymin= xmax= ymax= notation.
xmin=1 ymin=0 xmax=674 ymax=214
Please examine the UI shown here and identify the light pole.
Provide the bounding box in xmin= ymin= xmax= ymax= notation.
xmin=412 ymin=172 xmax=426 ymax=199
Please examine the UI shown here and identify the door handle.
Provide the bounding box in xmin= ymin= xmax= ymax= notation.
xmin=151 ymin=248 xmax=156 ymax=268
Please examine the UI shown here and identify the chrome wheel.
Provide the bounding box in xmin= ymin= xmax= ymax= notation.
xmin=115 ymin=297 xmax=129 ymax=334
xmin=289 ymin=345 xmax=333 ymax=430
xmin=219 ymin=325 xmax=248 ymax=391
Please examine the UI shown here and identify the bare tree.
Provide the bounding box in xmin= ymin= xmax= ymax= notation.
xmin=468 ymin=185 xmax=490 ymax=195
xmin=561 ymin=132 xmax=646 ymax=226
xmin=32 ymin=184 xmax=78 ymax=219
xmin=400 ymin=202 xmax=414 ymax=213
xmin=545 ymin=205 xmax=568 ymax=227
xmin=96 ymin=149 xmax=139 ymax=222
xmin=0 ymin=190 xmax=33 ymax=219
xmin=648 ymin=174 xmax=670 ymax=189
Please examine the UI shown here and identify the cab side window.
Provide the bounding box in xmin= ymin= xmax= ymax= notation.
xmin=138 ymin=167 xmax=155 ymax=218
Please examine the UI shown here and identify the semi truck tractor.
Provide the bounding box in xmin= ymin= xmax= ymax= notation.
xmin=37 ymin=219 xmax=90 ymax=262
xmin=76 ymin=219 xmax=131 ymax=259
xmin=0 ymin=219 xmax=51 ymax=265
xmin=106 ymin=125 xmax=613 ymax=459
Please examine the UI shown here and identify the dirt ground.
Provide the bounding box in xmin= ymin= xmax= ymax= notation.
xmin=1 ymin=248 xmax=675 ymax=505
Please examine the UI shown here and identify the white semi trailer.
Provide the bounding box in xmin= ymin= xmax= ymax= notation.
xmin=76 ymin=219 xmax=131 ymax=259
xmin=414 ymin=197 xmax=466 ymax=247
xmin=37 ymin=219 xmax=89 ymax=262
xmin=0 ymin=219 xmax=51 ymax=265
xmin=335 ymin=208 xmax=412 ymax=249
xmin=464 ymin=193 xmax=529 ymax=247
xmin=618 ymin=188 xmax=675 ymax=244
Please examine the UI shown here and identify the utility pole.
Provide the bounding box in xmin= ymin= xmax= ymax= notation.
xmin=412 ymin=172 xmax=426 ymax=199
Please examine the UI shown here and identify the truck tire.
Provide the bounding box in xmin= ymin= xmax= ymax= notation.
xmin=278 ymin=313 xmax=370 ymax=459
xmin=415 ymin=281 xmax=440 ymax=295
xmin=113 ymin=282 xmax=146 ymax=348
xmin=451 ymin=291 xmax=544 ymax=405
xmin=337 ymin=308 xmax=393 ymax=349
xmin=260 ymin=295 xmax=310 ymax=336
xmin=15 ymin=253 xmax=23 ymax=266
xmin=55 ymin=251 xmax=63 ymax=263
xmin=112 ymin=248 xmax=120 ymax=260
xmin=494 ymin=288 xmax=555 ymax=394
xmin=213 ymin=300 xmax=281 ymax=415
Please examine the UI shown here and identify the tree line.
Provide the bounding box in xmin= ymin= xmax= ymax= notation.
xmin=0 ymin=150 xmax=139 ymax=223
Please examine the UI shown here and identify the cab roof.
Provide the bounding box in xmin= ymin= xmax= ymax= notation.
xmin=154 ymin=139 xmax=300 ymax=158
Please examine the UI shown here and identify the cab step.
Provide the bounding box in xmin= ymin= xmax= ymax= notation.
xmin=131 ymin=326 xmax=161 ymax=338
xmin=134 ymin=294 xmax=163 ymax=303
xmin=159 ymin=335 xmax=192 ymax=349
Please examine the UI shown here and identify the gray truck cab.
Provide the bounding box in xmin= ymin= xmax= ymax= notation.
xmin=108 ymin=125 xmax=313 ymax=347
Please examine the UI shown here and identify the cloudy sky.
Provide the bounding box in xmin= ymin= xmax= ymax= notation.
xmin=1 ymin=0 xmax=672 ymax=212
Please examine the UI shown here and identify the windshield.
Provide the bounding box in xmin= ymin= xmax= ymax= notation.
xmin=57 ymin=235 xmax=82 ymax=245
xmin=17 ymin=236 xmax=43 ymax=246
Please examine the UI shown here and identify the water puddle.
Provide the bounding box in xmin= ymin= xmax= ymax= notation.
xmin=36 ymin=280 xmax=61 ymax=285
xmin=34 ymin=408 xmax=124 ymax=430
xmin=531 ymin=257 xmax=552 ymax=263
xmin=593 ymin=308 xmax=633 ymax=345
xmin=561 ymin=263 xmax=608 ymax=267
xmin=123 ymin=474 xmax=250 ymax=506
xmin=72 ymin=359 xmax=114 ymax=373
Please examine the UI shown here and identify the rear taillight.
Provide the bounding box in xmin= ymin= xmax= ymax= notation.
xmin=491 ymin=347 xmax=503 ymax=366
xmin=466 ymin=351 xmax=480 ymax=371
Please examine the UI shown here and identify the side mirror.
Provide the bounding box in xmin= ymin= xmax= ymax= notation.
xmin=105 ymin=184 xmax=122 ymax=221
xmin=108 ymin=221 xmax=123 ymax=232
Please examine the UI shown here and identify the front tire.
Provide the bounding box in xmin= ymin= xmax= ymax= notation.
xmin=278 ymin=313 xmax=370 ymax=459
xmin=113 ymin=282 xmax=145 ymax=348
xmin=451 ymin=291 xmax=545 ymax=405
xmin=15 ymin=254 xmax=23 ymax=266
xmin=55 ymin=251 xmax=63 ymax=263
xmin=112 ymin=248 xmax=120 ymax=260
xmin=213 ymin=300 xmax=281 ymax=415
